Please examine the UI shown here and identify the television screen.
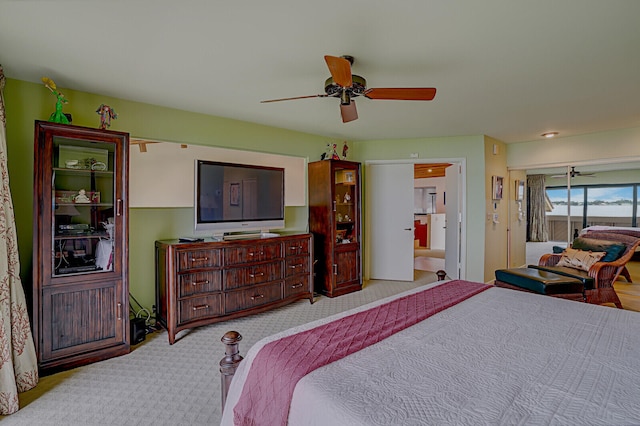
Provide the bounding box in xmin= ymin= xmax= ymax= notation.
xmin=194 ymin=160 xmax=285 ymax=234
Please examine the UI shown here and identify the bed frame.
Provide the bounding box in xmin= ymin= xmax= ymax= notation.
xmin=220 ymin=331 xmax=243 ymax=410
xmin=219 ymin=270 xmax=449 ymax=411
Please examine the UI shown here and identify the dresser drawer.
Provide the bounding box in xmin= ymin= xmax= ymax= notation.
xmin=224 ymin=243 xmax=281 ymax=266
xmin=178 ymin=294 xmax=223 ymax=324
xmin=284 ymin=238 xmax=310 ymax=257
xmin=284 ymin=275 xmax=309 ymax=298
xmin=224 ymin=261 xmax=282 ymax=290
xmin=178 ymin=271 xmax=222 ymax=298
xmin=176 ymin=249 xmax=222 ymax=272
xmin=284 ymin=255 xmax=309 ymax=278
xmin=225 ymin=282 xmax=282 ymax=313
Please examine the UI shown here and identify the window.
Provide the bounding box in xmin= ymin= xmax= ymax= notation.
xmin=545 ymin=183 xmax=639 ymax=239
xmin=586 ymin=186 xmax=634 ymax=227
xmin=414 ymin=187 xmax=436 ymax=214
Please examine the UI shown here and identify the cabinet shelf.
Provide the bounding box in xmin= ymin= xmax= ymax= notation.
xmin=55 ymin=202 xmax=114 ymax=208
xmin=53 ymin=167 xmax=114 ymax=176
xmin=54 ymin=233 xmax=110 ymax=241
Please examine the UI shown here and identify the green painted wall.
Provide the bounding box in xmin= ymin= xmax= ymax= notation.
xmin=5 ymin=77 xmax=506 ymax=312
xmin=5 ymin=78 xmax=327 ymax=310
xmin=352 ymin=135 xmax=488 ymax=283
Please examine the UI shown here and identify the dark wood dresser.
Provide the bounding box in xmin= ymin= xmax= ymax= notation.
xmin=155 ymin=233 xmax=313 ymax=344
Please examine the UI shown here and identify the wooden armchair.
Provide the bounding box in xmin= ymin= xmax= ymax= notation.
xmin=538 ymin=232 xmax=640 ymax=309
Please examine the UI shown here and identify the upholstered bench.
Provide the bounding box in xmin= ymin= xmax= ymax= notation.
xmin=494 ymin=267 xmax=586 ymax=301
xmin=528 ymin=265 xmax=595 ymax=290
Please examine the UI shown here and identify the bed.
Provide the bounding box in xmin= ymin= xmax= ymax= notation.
xmin=220 ymin=279 xmax=640 ymax=425
xmin=580 ymin=225 xmax=640 ymax=239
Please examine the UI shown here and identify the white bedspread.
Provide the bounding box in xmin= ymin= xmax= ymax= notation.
xmin=222 ymin=281 xmax=640 ymax=425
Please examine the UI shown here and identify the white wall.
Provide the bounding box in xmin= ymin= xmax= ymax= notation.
xmin=507 ymin=126 xmax=640 ymax=170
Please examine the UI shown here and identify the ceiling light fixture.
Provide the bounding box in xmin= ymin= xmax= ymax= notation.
xmin=541 ymin=132 xmax=559 ymax=138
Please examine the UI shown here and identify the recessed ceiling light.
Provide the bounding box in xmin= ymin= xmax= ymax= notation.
xmin=541 ymin=132 xmax=559 ymax=138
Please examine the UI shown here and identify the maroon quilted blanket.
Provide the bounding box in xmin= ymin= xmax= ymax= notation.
xmin=232 ymin=280 xmax=491 ymax=426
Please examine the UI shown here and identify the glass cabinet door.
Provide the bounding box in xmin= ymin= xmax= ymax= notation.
xmin=52 ymin=137 xmax=116 ymax=276
xmin=334 ymin=167 xmax=358 ymax=245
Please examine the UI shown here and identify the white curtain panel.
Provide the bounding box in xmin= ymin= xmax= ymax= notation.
xmin=0 ymin=65 xmax=39 ymax=415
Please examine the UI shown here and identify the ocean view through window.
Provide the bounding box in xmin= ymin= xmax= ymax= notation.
xmin=545 ymin=184 xmax=638 ymax=240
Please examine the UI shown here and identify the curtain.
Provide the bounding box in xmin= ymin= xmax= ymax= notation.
xmin=0 ymin=65 xmax=39 ymax=415
xmin=527 ymin=174 xmax=548 ymax=242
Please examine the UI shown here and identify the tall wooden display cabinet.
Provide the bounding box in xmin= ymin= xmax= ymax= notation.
xmin=308 ymin=160 xmax=362 ymax=297
xmin=32 ymin=121 xmax=130 ymax=373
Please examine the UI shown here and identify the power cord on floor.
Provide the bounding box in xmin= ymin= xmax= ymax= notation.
xmin=129 ymin=293 xmax=157 ymax=335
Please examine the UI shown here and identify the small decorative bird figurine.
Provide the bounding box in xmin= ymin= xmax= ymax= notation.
xmin=42 ymin=77 xmax=70 ymax=124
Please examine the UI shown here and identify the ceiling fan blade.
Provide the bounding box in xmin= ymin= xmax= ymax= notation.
xmin=261 ymin=94 xmax=328 ymax=103
xmin=340 ymin=101 xmax=358 ymax=123
xmin=364 ymin=87 xmax=437 ymax=101
xmin=324 ymin=55 xmax=352 ymax=87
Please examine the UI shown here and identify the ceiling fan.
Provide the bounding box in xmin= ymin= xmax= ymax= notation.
xmin=551 ymin=166 xmax=596 ymax=178
xmin=261 ymin=55 xmax=437 ymax=123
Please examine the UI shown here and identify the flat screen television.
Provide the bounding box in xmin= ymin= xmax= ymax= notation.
xmin=194 ymin=160 xmax=285 ymax=236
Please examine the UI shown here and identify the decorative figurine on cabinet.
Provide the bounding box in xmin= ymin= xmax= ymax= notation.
xmin=42 ymin=77 xmax=70 ymax=124
xmin=320 ymin=143 xmax=331 ymax=160
xmin=96 ymin=104 xmax=118 ymax=129
xmin=331 ymin=143 xmax=340 ymax=160
xmin=343 ymin=192 xmax=351 ymax=203
xmin=342 ymin=141 xmax=349 ymax=159
xmin=74 ymin=189 xmax=91 ymax=203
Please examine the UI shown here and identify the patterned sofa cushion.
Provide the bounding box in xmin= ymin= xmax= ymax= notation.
xmin=555 ymin=247 xmax=605 ymax=271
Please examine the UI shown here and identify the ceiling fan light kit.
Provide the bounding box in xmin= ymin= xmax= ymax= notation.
xmin=261 ymin=54 xmax=437 ymax=123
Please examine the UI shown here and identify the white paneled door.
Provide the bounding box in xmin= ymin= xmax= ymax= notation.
xmin=445 ymin=164 xmax=462 ymax=279
xmin=367 ymin=163 xmax=415 ymax=281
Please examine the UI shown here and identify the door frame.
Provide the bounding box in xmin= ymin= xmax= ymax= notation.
xmin=363 ymin=158 xmax=467 ymax=281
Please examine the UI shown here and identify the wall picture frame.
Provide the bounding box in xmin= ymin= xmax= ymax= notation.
xmin=515 ymin=179 xmax=525 ymax=201
xmin=229 ymin=182 xmax=240 ymax=206
xmin=492 ymin=175 xmax=504 ymax=200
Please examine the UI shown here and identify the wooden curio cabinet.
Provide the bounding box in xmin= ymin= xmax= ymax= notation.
xmin=308 ymin=160 xmax=362 ymax=297
xmin=32 ymin=121 xmax=129 ymax=373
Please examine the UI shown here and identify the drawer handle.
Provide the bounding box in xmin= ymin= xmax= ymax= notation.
xmin=192 ymin=304 xmax=210 ymax=311
xmin=190 ymin=257 xmax=209 ymax=262
xmin=249 ymin=272 xmax=265 ymax=278
xmin=289 ymin=246 xmax=303 ymax=250
xmin=191 ymin=280 xmax=210 ymax=286
xmin=248 ymin=251 xmax=265 ymax=257
xmin=289 ymin=264 xmax=303 ymax=269
xmin=291 ymin=283 xmax=303 ymax=289
xmin=250 ymin=294 xmax=264 ymax=301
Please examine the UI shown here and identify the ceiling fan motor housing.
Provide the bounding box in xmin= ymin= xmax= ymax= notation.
xmin=324 ymin=74 xmax=367 ymax=102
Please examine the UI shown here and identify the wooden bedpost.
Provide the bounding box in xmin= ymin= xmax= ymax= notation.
xmin=220 ymin=331 xmax=243 ymax=411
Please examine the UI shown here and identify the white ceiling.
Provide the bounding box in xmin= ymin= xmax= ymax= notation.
xmin=1 ymin=1 xmax=640 ymax=143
